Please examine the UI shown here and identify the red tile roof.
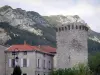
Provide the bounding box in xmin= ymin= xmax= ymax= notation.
xmin=38 ymin=46 xmax=56 ymax=53
xmin=7 ymin=44 xmax=56 ymax=53
xmin=7 ymin=44 xmax=38 ymax=51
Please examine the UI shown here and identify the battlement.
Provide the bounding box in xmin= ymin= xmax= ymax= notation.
xmin=55 ymin=23 xmax=89 ymax=32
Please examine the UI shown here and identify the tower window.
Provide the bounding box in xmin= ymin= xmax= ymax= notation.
xmin=72 ymin=25 xmax=74 ymax=29
xmin=79 ymin=26 xmax=81 ymax=30
xmin=65 ymin=26 xmax=67 ymax=30
xmin=85 ymin=27 xmax=88 ymax=31
xmin=76 ymin=25 xmax=78 ymax=29
xmin=62 ymin=27 xmax=64 ymax=31
xmin=82 ymin=26 xmax=84 ymax=30
xmin=56 ymin=28 xmax=58 ymax=32
xmin=68 ymin=25 xmax=70 ymax=30
xmin=59 ymin=27 xmax=61 ymax=32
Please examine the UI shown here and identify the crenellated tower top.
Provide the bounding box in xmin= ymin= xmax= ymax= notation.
xmin=55 ymin=22 xmax=89 ymax=32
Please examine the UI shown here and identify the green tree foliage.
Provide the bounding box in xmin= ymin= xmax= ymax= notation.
xmin=89 ymin=52 xmax=100 ymax=74
xmin=12 ymin=66 xmax=22 ymax=75
xmin=50 ymin=64 xmax=92 ymax=75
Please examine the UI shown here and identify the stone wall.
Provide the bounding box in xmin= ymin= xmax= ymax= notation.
xmin=56 ymin=23 xmax=88 ymax=69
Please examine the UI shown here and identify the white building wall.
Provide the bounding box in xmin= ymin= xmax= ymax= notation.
xmin=5 ymin=51 xmax=54 ymax=75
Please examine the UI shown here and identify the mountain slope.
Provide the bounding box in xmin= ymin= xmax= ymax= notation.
xmin=0 ymin=5 xmax=56 ymax=47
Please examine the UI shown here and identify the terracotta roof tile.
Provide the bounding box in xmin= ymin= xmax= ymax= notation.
xmin=7 ymin=44 xmax=56 ymax=53
xmin=7 ymin=44 xmax=38 ymax=51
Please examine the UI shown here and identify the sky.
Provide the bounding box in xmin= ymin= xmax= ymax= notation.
xmin=0 ymin=0 xmax=100 ymax=32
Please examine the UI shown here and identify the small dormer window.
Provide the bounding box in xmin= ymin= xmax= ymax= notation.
xmin=12 ymin=52 xmax=17 ymax=55
xmin=23 ymin=51 xmax=27 ymax=55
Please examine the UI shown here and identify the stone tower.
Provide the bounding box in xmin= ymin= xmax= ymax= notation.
xmin=56 ymin=22 xmax=89 ymax=69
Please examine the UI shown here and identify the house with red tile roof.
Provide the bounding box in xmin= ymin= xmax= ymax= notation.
xmin=5 ymin=43 xmax=56 ymax=75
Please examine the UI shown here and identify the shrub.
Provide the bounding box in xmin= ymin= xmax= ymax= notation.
xmin=50 ymin=64 xmax=92 ymax=75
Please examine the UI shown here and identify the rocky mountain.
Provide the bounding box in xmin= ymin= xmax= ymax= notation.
xmin=0 ymin=5 xmax=100 ymax=54
xmin=0 ymin=5 xmax=56 ymax=47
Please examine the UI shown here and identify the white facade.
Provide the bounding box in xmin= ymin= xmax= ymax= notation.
xmin=56 ymin=23 xmax=89 ymax=69
xmin=5 ymin=50 xmax=54 ymax=75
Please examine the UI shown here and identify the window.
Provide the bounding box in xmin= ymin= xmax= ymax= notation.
xmin=76 ymin=25 xmax=78 ymax=29
xmin=59 ymin=27 xmax=61 ymax=32
xmin=37 ymin=59 xmax=40 ymax=68
xmin=23 ymin=73 xmax=27 ymax=75
xmin=56 ymin=28 xmax=58 ymax=32
xmin=79 ymin=26 xmax=81 ymax=30
xmin=23 ymin=51 xmax=27 ymax=55
xmin=82 ymin=26 xmax=84 ymax=30
xmin=23 ymin=59 xmax=27 ymax=67
xmin=61 ymin=27 xmax=64 ymax=31
xmin=43 ymin=60 xmax=45 ymax=69
xmin=12 ymin=52 xmax=17 ymax=55
xmin=85 ymin=27 xmax=88 ymax=31
xmin=68 ymin=25 xmax=70 ymax=30
xmin=48 ymin=61 xmax=51 ymax=70
xmin=65 ymin=26 xmax=67 ymax=30
xmin=72 ymin=25 xmax=74 ymax=29
xmin=21 ymin=58 xmax=29 ymax=67
xmin=68 ymin=55 xmax=70 ymax=62
xmin=11 ymin=59 xmax=15 ymax=67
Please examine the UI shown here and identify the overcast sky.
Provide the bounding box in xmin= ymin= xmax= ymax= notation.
xmin=0 ymin=0 xmax=100 ymax=32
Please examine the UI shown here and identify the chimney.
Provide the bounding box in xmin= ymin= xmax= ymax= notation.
xmin=38 ymin=45 xmax=40 ymax=49
xmin=24 ymin=40 xmax=26 ymax=45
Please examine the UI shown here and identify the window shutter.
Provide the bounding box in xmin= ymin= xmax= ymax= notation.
xmin=27 ymin=59 xmax=29 ymax=67
xmin=21 ymin=59 xmax=23 ymax=67
xmin=36 ymin=59 xmax=38 ymax=68
xmin=9 ymin=59 xmax=11 ymax=67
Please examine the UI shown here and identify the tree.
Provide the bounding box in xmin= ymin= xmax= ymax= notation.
xmin=88 ymin=52 xmax=100 ymax=74
xmin=12 ymin=66 xmax=22 ymax=75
